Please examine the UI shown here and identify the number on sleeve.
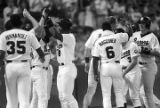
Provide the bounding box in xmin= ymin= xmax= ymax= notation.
xmin=105 ymin=46 xmax=115 ymax=59
xmin=7 ymin=41 xmax=26 ymax=54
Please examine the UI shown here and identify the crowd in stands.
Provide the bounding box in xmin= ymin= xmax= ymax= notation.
xmin=0 ymin=0 xmax=160 ymax=64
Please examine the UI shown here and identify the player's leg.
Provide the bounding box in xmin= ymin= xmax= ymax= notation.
xmin=127 ymin=71 xmax=141 ymax=108
xmin=100 ymin=75 xmax=112 ymax=108
xmin=122 ymin=78 xmax=129 ymax=108
xmin=29 ymin=83 xmax=38 ymax=108
xmin=140 ymin=85 xmax=160 ymax=107
xmin=47 ymin=65 xmax=53 ymax=100
xmin=33 ymin=67 xmax=48 ymax=108
xmin=57 ymin=65 xmax=78 ymax=108
xmin=17 ymin=62 xmax=31 ymax=108
xmin=141 ymin=63 xmax=157 ymax=108
xmin=83 ymin=71 xmax=98 ymax=108
xmin=112 ymin=64 xmax=125 ymax=108
xmin=5 ymin=63 xmax=18 ymax=108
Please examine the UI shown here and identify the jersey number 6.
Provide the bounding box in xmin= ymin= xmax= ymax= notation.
xmin=106 ymin=46 xmax=115 ymax=59
xmin=7 ymin=41 xmax=26 ymax=54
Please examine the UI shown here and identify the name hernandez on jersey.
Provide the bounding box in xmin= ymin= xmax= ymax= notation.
xmin=56 ymin=33 xmax=76 ymax=64
xmin=120 ymin=42 xmax=140 ymax=73
xmin=92 ymin=32 xmax=128 ymax=63
xmin=131 ymin=31 xmax=160 ymax=63
xmin=0 ymin=29 xmax=40 ymax=61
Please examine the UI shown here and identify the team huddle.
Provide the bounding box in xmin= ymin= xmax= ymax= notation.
xmin=83 ymin=16 xmax=160 ymax=108
xmin=0 ymin=7 xmax=160 ymax=108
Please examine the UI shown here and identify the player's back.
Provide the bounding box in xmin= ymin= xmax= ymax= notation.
xmin=1 ymin=29 xmax=40 ymax=61
xmin=93 ymin=32 xmax=128 ymax=63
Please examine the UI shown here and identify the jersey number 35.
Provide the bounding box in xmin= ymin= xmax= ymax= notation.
xmin=7 ymin=41 xmax=26 ymax=54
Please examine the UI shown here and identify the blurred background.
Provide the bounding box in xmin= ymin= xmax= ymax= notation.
xmin=0 ymin=0 xmax=160 ymax=108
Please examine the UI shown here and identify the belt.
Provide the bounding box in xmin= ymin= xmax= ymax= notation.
xmin=31 ymin=66 xmax=48 ymax=70
xmin=6 ymin=60 xmax=28 ymax=63
xmin=139 ymin=62 xmax=147 ymax=65
xmin=59 ymin=61 xmax=74 ymax=66
xmin=106 ymin=61 xmax=120 ymax=63
xmin=122 ymin=66 xmax=127 ymax=70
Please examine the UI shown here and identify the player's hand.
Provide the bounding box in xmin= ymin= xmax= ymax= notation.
xmin=23 ymin=9 xmax=31 ymax=18
xmin=84 ymin=63 xmax=89 ymax=73
xmin=94 ymin=74 xmax=100 ymax=82
xmin=42 ymin=8 xmax=49 ymax=19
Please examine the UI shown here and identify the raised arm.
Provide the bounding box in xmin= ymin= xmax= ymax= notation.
xmin=23 ymin=9 xmax=39 ymax=30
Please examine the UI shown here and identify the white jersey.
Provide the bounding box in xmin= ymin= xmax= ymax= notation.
xmin=120 ymin=41 xmax=140 ymax=73
xmin=0 ymin=29 xmax=40 ymax=60
xmin=85 ymin=29 xmax=103 ymax=49
xmin=92 ymin=32 xmax=128 ymax=63
xmin=131 ymin=31 xmax=160 ymax=63
xmin=56 ymin=33 xmax=76 ymax=64
xmin=85 ymin=29 xmax=114 ymax=55
xmin=31 ymin=39 xmax=53 ymax=67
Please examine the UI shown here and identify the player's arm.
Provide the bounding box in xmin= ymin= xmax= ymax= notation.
xmin=23 ymin=9 xmax=39 ymax=30
xmin=149 ymin=36 xmax=160 ymax=58
xmin=30 ymin=32 xmax=45 ymax=62
xmin=0 ymin=35 xmax=6 ymax=76
xmin=0 ymin=50 xmax=5 ymax=66
xmin=92 ymin=56 xmax=100 ymax=81
xmin=118 ymin=33 xmax=129 ymax=43
xmin=84 ymin=47 xmax=91 ymax=73
xmin=123 ymin=43 xmax=139 ymax=77
xmin=91 ymin=41 xmax=100 ymax=81
xmin=23 ymin=9 xmax=45 ymax=39
xmin=123 ymin=56 xmax=138 ymax=77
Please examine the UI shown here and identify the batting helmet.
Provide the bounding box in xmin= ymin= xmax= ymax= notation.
xmin=138 ymin=16 xmax=151 ymax=29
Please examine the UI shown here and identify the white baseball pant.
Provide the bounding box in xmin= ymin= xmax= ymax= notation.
xmin=123 ymin=68 xmax=142 ymax=107
xmin=100 ymin=62 xmax=125 ymax=108
xmin=30 ymin=65 xmax=53 ymax=108
xmin=140 ymin=62 xmax=157 ymax=108
xmin=57 ymin=63 xmax=78 ymax=108
xmin=83 ymin=59 xmax=98 ymax=108
xmin=5 ymin=61 xmax=31 ymax=108
xmin=140 ymin=84 xmax=160 ymax=106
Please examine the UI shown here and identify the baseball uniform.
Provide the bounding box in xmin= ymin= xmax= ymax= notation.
xmin=83 ymin=29 xmax=114 ymax=108
xmin=120 ymin=41 xmax=141 ymax=107
xmin=92 ymin=32 xmax=128 ymax=108
xmin=132 ymin=31 xmax=160 ymax=108
xmin=56 ymin=33 xmax=78 ymax=108
xmin=0 ymin=29 xmax=41 ymax=108
xmin=30 ymin=38 xmax=53 ymax=108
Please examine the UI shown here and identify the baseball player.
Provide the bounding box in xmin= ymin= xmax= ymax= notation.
xmin=131 ymin=16 xmax=160 ymax=108
xmin=44 ymin=16 xmax=79 ymax=108
xmin=0 ymin=14 xmax=45 ymax=108
xmin=22 ymin=9 xmax=54 ymax=108
xmin=92 ymin=21 xmax=129 ymax=108
xmin=116 ymin=28 xmax=142 ymax=108
xmin=83 ymin=17 xmax=116 ymax=108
